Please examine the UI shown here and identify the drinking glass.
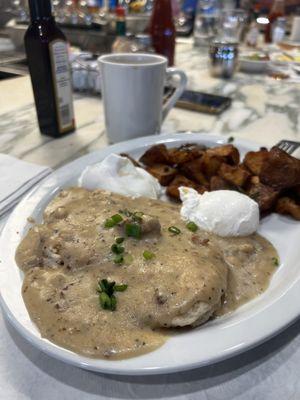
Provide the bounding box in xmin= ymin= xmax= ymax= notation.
xmin=194 ymin=0 xmax=220 ymax=46
xmin=218 ymin=9 xmax=247 ymax=43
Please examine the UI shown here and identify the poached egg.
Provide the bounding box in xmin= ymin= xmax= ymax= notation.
xmin=78 ymin=154 xmax=161 ymax=199
xmin=180 ymin=187 xmax=259 ymax=237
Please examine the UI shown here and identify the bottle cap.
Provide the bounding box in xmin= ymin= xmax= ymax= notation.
xmin=116 ymin=5 xmax=125 ymax=18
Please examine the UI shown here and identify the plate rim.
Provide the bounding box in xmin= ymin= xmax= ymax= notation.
xmin=1 ymin=132 xmax=299 ymax=376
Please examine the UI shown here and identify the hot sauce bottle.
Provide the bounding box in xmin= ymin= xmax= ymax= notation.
xmin=149 ymin=0 xmax=176 ymax=66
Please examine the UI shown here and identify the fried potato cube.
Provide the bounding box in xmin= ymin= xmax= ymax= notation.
xmin=199 ymin=152 xmax=224 ymax=178
xmin=276 ymin=197 xmax=300 ymax=220
xmin=180 ymin=158 xmax=209 ymax=186
xmin=166 ymin=175 xmax=206 ymax=201
xmin=206 ymin=144 xmax=240 ymax=165
xmin=210 ymin=176 xmax=233 ymax=191
xmin=168 ymin=144 xmax=206 ymax=166
xmin=292 ymin=185 xmax=300 ymax=200
xmin=146 ymin=164 xmax=178 ymax=186
xmin=259 ymin=147 xmax=300 ymax=190
xmin=139 ymin=144 xmax=170 ymax=166
xmin=169 ymin=146 xmax=205 ymax=166
xmin=243 ymin=149 xmax=269 ymax=175
xmin=247 ymin=179 xmax=279 ymax=212
xmin=218 ymin=163 xmax=251 ymax=188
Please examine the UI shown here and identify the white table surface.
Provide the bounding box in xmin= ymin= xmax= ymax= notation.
xmin=0 ymin=39 xmax=300 ymax=399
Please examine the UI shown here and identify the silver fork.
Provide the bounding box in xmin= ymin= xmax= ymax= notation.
xmin=276 ymin=140 xmax=300 ymax=155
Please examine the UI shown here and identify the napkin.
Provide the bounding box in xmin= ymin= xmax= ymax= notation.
xmin=0 ymin=154 xmax=52 ymax=218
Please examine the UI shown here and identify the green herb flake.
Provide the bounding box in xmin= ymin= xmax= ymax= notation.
xmin=114 ymin=284 xmax=128 ymax=292
xmin=111 ymin=243 xmax=125 ymax=254
xmin=111 ymin=214 xmax=123 ymax=224
xmin=186 ymin=221 xmax=198 ymax=232
xmin=272 ymin=257 xmax=279 ymax=267
xmin=104 ymin=218 xmax=115 ymax=228
xmin=97 ymin=278 xmax=128 ymax=311
xmin=143 ymin=250 xmax=155 ymax=260
xmin=168 ymin=226 xmax=181 ymax=235
xmin=115 ymin=237 xmax=125 ymax=244
xmin=99 ymin=292 xmax=112 ymax=310
xmin=110 ymin=294 xmax=117 ymax=311
xmin=114 ymin=254 xmax=124 ymax=264
xmin=104 ymin=214 xmax=123 ymax=229
xmin=125 ymin=223 xmax=142 ymax=239
xmin=227 ymin=136 xmax=234 ymax=143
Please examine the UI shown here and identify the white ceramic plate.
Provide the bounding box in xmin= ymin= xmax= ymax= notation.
xmin=1 ymin=133 xmax=300 ymax=376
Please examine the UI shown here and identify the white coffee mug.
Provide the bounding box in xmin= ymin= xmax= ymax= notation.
xmin=98 ymin=53 xmax=187 ymax=143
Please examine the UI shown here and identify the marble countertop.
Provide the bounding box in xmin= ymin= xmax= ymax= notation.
xmin=0 ymin=41 xmax=299 ymax=169
xmin=0 ymin=39 xmax=300 ymax=400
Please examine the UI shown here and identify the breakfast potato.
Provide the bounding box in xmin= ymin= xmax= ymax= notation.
xmin=139 ymin=144 xmax=170 ymax=166
xmin=205 ymin=144 xmax=240 ymax=165
xmin=259 ymin=147 xmax=300 ymax=190
xmin=168 ymin=144 xmax=206 ymax=165
xmin=218 ymin=163 xmax=251 ymax=188
xmin=146 ymin=164 xmax=178 ymax=186
xmin=276 ymin=197 xmax=300 ymax=220
xmin=210 ymin=176 xmax=233 ymax=191
xmin=243 ymin=149 xmax=269 ymax=175
xmin=166 ymin=175 xmax=206 ymax=200
xmin=247 ymin=178 xmax=279 ymax=212
xmin=180 ymin=157 xmax=210 ymax=186
xmin=199 ymin=152 xmax=224 ymax=178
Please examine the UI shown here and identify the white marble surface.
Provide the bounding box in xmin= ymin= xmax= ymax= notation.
xmin=0 ymin=40 xmax=300 ymax=399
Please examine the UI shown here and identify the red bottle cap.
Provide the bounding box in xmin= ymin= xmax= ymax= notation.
xmin=116 ymin=5 xmax=125 ymax=18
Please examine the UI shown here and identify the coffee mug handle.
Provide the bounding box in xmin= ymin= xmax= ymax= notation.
xmin=162 ymin=68 xmax=188 ymax=121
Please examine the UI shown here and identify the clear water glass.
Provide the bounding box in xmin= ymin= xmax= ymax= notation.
xmin=194 ymin=0 xmax=220 ymax=46
xmin=218 ymin=9 xmax=247 ymax=43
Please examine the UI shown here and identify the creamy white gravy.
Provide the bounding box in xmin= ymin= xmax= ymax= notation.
xmin=16 ymin=188 xmax=278 ymax=359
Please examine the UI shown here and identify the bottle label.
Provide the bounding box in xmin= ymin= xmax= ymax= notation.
xmin=49 ymin=40 xmax=75 ymax=133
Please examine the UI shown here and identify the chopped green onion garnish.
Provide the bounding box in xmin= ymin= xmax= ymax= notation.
xmin=98 ymin=279 xmax=115 ymax=296
xmin=114 ymin=254 xmax=124 ymax=264
xmin=115 ymin=237 xmax=125 ymax=244
xmin=104 ymin=214 xmax=123 ymax=229
xmin=143 ymin=250 xmax=155 ymax=260
xmin=111 ymin=214 xmax=123 ymax=224
xmin=227 ymin=136 xmax=234 ymax=143
xmin=272 ymin=257 xmax=279 ymax=267
xmin=186 ymin=221 xmax=198 ymax=232
xmin=111 ymin=243 xmax=125 ymax=254
xmin=97 ymin=279 xmax=128 ymax=311
xmin=114 ymin=284 xmax=128 ymax=292
xmin=168 ymin=226 xmax=181 ymax=235
xmin=99 ymin=292 xmax=112 ymax=310
xmin=110 ymin=294 xmax=117 ymax=311
xmin=125 ymin=223 xmax=142 ymax=239
xmin=104 ymin=218 xmax=115 ymax=228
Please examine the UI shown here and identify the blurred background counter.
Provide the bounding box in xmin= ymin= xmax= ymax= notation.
xmin=0 ymin=37 xmax=299 ymax=168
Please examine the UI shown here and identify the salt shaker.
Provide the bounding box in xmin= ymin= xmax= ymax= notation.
xmin=209 ymin=40 xmax=239 ymax=79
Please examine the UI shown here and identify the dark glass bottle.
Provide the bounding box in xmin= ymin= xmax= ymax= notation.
xmin=25 ymin=0 xmax=75 ymax=138
xmin=150 ymin=0 xmax=176 ymax=66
